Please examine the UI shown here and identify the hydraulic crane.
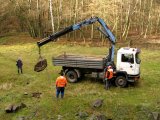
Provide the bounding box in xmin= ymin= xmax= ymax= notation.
xmin=35 ymin=17 xmax=141 ymax=88
xmin=37 ymin=17 xmax=115 ymax=63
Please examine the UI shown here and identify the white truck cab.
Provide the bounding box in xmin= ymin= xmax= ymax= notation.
xmin=117 ymin=47 xmax=141 ymax=75
xmin=114 ymin=47 xmax=141 ymax=87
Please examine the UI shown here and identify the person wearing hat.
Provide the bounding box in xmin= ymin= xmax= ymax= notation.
xmin=104 ymin=65 xmax=113 ymax=90
xmin=55 ymin=71 xmax=67 ymax=98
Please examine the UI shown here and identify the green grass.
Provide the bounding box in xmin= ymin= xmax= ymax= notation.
xmin=0 ymin=36 xmax=160 ymax=120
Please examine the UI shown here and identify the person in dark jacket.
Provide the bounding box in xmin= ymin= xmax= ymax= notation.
xmin=16 ymin=58 xmax=23 ymax=74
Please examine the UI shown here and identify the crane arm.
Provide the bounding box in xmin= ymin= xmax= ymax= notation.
xmin=37 ymin=16 xmax=116 ymax=62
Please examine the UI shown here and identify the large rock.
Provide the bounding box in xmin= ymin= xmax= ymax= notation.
xmin=12 ymin=105 xmax=19 ymax=112
xmin=5 ymin=103 xmax=26 ymax=113
xmin=5 ymin=104 xmax=14 ymax=113
xmin=92 ymin=99 xmax=103 ymax=108
xmin=34 ymin=59 xmax=47 ymax=72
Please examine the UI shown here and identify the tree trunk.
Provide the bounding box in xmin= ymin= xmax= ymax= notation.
xmin=122 ymin=3 xmax=131 ymax=41
xmin=49 ymin=0 xmax=55 ymax=33
xmin=73 ymin=0 xmax=78 ymax=41
xmin=144 ymin=0 xmax=153 ymax=38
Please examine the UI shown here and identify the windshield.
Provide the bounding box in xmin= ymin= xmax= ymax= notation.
xmin=135 ymin=53 xmax=141 ymax=64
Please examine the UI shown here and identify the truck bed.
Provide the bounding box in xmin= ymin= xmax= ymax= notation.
xmin=53 ymin=54 xmax=106 ymax=69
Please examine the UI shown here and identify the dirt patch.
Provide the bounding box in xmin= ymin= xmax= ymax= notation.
xmin=146 ymin=39 xmax=160 ymax=44
xmin=140 ymin=35 xmax=160 ymax=44
xmin=32 ymin=92 xmax=42 ymax=98
xmin=0 ymin=83 xmax=12 ymax=90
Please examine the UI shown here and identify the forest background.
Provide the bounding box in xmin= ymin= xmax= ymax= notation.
xmin=1 ymin=0 xmax=160 ymax=44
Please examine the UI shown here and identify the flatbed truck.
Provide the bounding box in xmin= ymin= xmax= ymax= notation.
xmin=36 ymin=17 xmax=141 ymax=87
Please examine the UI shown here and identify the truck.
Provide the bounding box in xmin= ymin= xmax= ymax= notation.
xmin=36 ymin=17 xmax=141 ymax=88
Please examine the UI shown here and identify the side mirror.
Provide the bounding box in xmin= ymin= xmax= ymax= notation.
xmin=137 ymin=59 xmax=141 ymax=64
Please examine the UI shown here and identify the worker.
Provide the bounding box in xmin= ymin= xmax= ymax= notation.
xmin=16 ymin=58 xmax=23 ymax=74
xmin=56 ymin=72 xmax=67 ymax=98
xmin=104 ymin=65 xmax=113 ymax=90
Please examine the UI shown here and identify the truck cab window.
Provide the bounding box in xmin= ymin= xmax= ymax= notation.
xmin=121 ymin=54 xmax=134 ymax=64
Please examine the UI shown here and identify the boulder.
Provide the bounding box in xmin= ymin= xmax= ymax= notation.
xmin=34 ymin=59 xmax=47 ymax=72
xmin=5 ymin=104 xmax=14 ymax=113
xmin=5 ymin=103 xmax=26 ymax=113
xmin=12 ymin=105 xmax=19 ymax=112
xmin=92 ymin=99 xmax=103 ymax=108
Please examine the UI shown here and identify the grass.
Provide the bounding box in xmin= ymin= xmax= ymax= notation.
xmin=0 ymin=35 xmax=160 ymax=120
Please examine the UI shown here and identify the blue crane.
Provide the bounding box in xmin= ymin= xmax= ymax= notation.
xmin=37 ymin=17 xmax=116 ymax=62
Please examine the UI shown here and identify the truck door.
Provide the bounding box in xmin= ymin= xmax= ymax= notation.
xmin=120 ymin=53 xmax=135 ymax=75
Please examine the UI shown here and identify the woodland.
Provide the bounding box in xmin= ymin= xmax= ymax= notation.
xmin=0 ymin=0 xmax=160 ymax=43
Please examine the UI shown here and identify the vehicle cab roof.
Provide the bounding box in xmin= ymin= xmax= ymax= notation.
xmin=118 ymin=47 xmax=140 ymax=54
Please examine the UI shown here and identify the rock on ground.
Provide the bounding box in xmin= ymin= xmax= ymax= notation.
xmin=5 ymin=103 xmax=26 ymax=113
xmin=92 ymin=99 xmax=103 ymax=108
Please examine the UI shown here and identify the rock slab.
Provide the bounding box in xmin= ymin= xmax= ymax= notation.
xmin=5 ymin=103 xmax=26 ymax=113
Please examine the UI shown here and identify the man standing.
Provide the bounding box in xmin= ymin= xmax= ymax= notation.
xmin=56 ymin=72 xmax=67 ymax=98
xmin=104 ymin=66 xmax=113 ymax=90
xmin=16 ymin=58 xmax=23 ymax=74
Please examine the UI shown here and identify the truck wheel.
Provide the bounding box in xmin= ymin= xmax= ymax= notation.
xmin=115 ymin=76 xmax=127 ymax=88
xmin=65 ymin=70 xmax=78 ymax=83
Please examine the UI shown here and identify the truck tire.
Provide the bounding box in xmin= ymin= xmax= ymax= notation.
xmin=65 ymin=70 xmax=78 ymax=83
xmin=115 ymin=76 xmax=127 ymax=88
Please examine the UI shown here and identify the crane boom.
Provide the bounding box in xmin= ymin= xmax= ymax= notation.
xmin=37 ymin=17 xmax=116 ymax=62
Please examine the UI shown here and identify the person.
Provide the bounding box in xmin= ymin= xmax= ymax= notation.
xmin=56 ymin=72 xmax=67 ymax=98
xmin=104 ymin=66 xmax=113 ymax=90
xmin=16 ymin=58 xmax=23 ymax=74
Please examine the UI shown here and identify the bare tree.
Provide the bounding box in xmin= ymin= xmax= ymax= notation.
xmin=49 ymin=0 xmax=55 ymax=33
xmin=144 ymin=0 xmax=153 ymax=38
xmin=1 ymin=0 xmax=160 ymax=42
